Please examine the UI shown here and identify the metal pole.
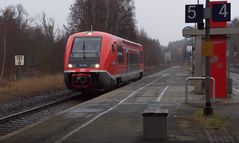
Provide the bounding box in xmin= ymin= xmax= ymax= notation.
xmin=19 ymin=66 xmax=21 ymax=80
xmin=204 ymin=0 xmax=213 ymax=115
xmin=234 ymin=46 xmax=236 ymax=67
xmin=192 ymin=0 xmax=199 ymax=76
xmin=0 ymin=20 xmax=6 ymax=81
xmin=227 ymin=36 xmax=231 ymax=97
xmin=192 ymin=46 xmax=195 ymax=75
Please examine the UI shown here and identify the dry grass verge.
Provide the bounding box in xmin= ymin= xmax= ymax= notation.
xmin=194 ymin=110 xmax=227 ymax=129
xmin=0 ymin=74 xmax=65 ymax=101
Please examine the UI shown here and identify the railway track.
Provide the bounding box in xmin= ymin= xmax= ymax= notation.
xmin=0 ymin=91 xmax=101 ymax=137
xmin=0 ymin=93 xmax=79 ymax=122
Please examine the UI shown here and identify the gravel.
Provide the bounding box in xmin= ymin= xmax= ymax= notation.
xmin=0 ymin=89 xmax=72 ymax=118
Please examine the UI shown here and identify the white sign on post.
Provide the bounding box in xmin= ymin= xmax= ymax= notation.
xmin=15 ymin=55 xmax=24 ymax=66
xmin=187 ymin=46 xmax=193 ymax=52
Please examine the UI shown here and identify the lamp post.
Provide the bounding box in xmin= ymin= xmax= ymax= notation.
xmin=203 ymin=0 xmax=213 ymax=116
xmin=234 ymin=46 xmax=237 ymax=67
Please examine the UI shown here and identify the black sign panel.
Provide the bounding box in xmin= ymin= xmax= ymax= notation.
xmin=185 ymin=4 xmax=203 ymax=23
xmin=212 ymin=3 xmax=231 ymax=22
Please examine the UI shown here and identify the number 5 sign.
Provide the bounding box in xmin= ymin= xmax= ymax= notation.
xmin=212 ymin=3 xmax=231 ymax=22
xmin=185 ymin=4 xmax=203 ymax=23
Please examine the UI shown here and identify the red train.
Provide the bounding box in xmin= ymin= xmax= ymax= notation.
xmin=64 ymin=31 xmax=144 ymax=91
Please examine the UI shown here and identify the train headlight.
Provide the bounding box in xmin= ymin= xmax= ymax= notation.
xmin=95 ymin=64 xmax=100 ymax=68
xmin=68 ymin=64 xmax=73 ymax=68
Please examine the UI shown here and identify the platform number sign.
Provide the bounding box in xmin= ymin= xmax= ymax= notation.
xmin=212 ymin=3 xmax=231 ymax=22
xmin=185 ymin=4 xmax=203 ymax=23
xmin=15 ymin=55 xmax=24 ymax=66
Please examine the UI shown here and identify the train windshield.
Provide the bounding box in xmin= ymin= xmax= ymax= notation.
xmin=71 ymin=37 xmax=101 ymax=58
xmin=69 ymin=37 xmax=101 ymax=68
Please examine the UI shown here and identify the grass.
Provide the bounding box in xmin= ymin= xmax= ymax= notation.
xmin=0 ymin=74 xmax=65 ymax=101
xmin=194 ymin=110 xmax=227 ymax=129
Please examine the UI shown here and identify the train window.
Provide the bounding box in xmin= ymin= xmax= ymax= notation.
xmin=71 ymin=37 xmax=101 ymax=58
xmin=117 ymin=46 xmax=124 ymax=64
xmin=128 ymin=52 xmax=139 ymax=71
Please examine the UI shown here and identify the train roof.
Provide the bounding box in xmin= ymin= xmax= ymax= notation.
xmin=71 ymin=31 xmax=143 ymax=48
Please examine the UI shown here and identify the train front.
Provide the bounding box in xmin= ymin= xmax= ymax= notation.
xmin=64 ymin=32 xmax=117 ymax=91
xmin=64 ymin=32 xmax=104 ymax=91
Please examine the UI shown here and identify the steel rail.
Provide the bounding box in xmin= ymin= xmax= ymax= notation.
xmin=0 ymin=93 xmax=80 ymax=123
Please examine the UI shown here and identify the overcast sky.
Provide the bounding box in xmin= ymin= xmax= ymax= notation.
xmin=0 ymin=0 xmax=239 ymax=46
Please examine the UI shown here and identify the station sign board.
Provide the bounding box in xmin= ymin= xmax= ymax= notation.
xmin=212 ymin=3 xmax=231 ymax=22
xmin=202 ymin=40 xmax=214 ymax=56
xmin=185 ymin=4 xmax=203 ymax=23
xmin=15 ymin=55 xmax=24 ymax=66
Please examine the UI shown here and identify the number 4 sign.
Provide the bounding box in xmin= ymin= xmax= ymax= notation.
xmin=212 ymin=3 xmax=231 ymax=22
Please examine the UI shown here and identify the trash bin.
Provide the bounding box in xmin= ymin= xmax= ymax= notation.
xmin=142 ymin=108 xmax=168 ymax=141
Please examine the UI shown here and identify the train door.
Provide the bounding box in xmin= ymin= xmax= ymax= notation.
xmin=117 ymin=46 xmax=124 ymax=73
xmin=140 ymin=50 xmax=144 ymax=69
xmin=127 ymin=51 xmax=130 ymax=73
xmin=136 ymin=52 xmax=140 ymax=70
xmin=127 ymin=51 xmax=139 ymax=72
xmin=111 ymin=44 xmax=117 ymax=74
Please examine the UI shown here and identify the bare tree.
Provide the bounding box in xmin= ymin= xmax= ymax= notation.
xmin=66 ymin=0 xmax=137 ymax=41
xmin=137 ymin=29 xmax=164 ymax=67
xmin=0 ymin=5 xmax=67 ymax=80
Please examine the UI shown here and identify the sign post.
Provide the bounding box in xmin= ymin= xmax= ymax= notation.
xmin=185 ymin=1 xmax=232 ymax=115
xmin=234 ymin=46 xmax=237 ymax=67
xmin=15 ymin=55 xmax=24 ymax=80
xmin=204 ymin=0 xmax=213 ymax=116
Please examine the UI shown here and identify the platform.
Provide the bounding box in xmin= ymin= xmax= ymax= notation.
xmin=1 ymin=66 xmax=239 ymax=143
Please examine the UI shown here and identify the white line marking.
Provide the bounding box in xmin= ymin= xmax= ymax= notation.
xmin=55 ymin=78 xmax=160 ymax=143
xmin=156 ymin=86 xmax=169 ymax=102
xmin=162 ymin=73 xmax=169 ymax=77
xmin=233 ymin=88 xmax=239 ymax=93
xmin=230 ymin=73 xmax=239 ymax=82
xmin=145 ymin=67 xmax=174 ymax=79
